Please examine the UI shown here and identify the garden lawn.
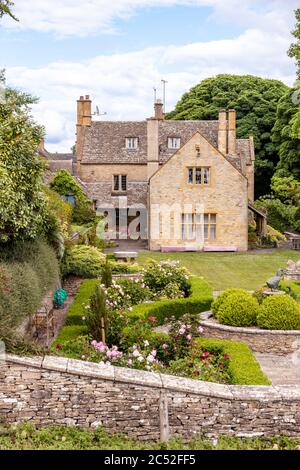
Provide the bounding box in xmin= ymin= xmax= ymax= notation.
xmin=138 ymin=250 xmax=299 ymax=291
xmin=1 ymin=423 xmax=300 ymax=450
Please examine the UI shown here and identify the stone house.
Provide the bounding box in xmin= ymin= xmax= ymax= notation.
xmin=62 ymin=95 xmax=264 ymax=251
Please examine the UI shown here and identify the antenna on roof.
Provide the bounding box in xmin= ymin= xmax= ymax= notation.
xmin=93 ymin=105 xmax=107 ymax=117
xmin=161 ymin=79 xmax=168 ymax=113
xmin=153 ymin=87 xmax=157 ymax=103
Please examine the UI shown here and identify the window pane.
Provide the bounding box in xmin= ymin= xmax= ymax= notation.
xmin=195 ymin=167 xmax=201 ymax=184
xmin=204 ymin=224 xmax=209 ymax=239
xmin=168 ymin=137 xmax=180 ymax=149
xmin=203 ymin=168 xmax=210 ymax=184
xmin=114 ymin=175 xmax=119 ymax=191
xmin=210 ymin=225 xmax=216 ymax=240
xmin=210 ymin=214 xmax=216 ymax=224
xmin=121 ymin=175 xmax=127 ymax=191
xmin=195 ymin=225 xmax=203 ymax=241
xmin=188 ymin=168 xmax=193 ymax=184
xmin=204 ymin=214 xmax=209 ymax=224
xmin=195 ymin=213 xmax=203 ymax=224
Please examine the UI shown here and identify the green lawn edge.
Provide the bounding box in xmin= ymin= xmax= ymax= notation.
xmin=52 ymin=279 xmax=99 ymax=346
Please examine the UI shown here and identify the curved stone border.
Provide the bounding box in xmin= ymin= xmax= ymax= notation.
xmin=200 ymin=315 xmax=300 ymax=354
xmin=1 ymin=354 xmax=300 ymax=440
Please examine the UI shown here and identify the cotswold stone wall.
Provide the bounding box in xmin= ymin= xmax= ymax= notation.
xmin=200 ymin=319 xmax=300 ymax=355
xmin=1 ymin=355 xmax=300 ymax=440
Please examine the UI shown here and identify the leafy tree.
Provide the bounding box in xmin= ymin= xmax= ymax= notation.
xmin=0 ymin=72 xmax=49 ymax=243
xmin=166 ymin=74 xmax=289 ymax=197
xmin=272 ymin=8 xmax=300 ymax=179
xmin=50 ymin=169 xmax=96 ymax=224
xmin=288 ymin=8 xmax=300 ymax=80
xmin=0 ymin=1 xmax=17 ymax=21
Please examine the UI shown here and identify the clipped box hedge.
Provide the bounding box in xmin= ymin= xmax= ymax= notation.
xmin=53 ymin=279 xmax=99 ymax=346
xmin=196 ymin=337 xmax=271 ymax=385
xmin=129 ymin=276 xmax=213 ymax=325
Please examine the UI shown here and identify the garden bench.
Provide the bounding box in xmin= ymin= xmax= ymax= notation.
xmin=114 ymin=251 xmax=138 ymax=262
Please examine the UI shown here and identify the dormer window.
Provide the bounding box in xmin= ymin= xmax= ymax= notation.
xmin=168 ymin=137 xmax=181 ymax=149
xmin=126 ymin=137 xmax=138 ymax=150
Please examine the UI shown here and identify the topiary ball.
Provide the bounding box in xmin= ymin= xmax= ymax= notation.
xmin=216 ymin=292 xmax=260 ymax=327
xmin=257 ymin=295 xmax=300 ymax=330
xmin=212 ymin=288 xmax=249 ymax=316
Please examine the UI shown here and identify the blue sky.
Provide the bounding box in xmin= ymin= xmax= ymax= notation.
xmin=1 ymin=0 xmax=298 ymax=151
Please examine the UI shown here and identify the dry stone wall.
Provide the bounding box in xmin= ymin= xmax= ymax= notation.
xmin=200 ymin=318 xmax=300 ymax=354
xmin=1 ymin=355 xmax=300 ymax=440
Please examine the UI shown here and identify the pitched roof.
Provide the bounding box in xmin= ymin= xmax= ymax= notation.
xmin=79 ymin=119 xmax=252 ymax=174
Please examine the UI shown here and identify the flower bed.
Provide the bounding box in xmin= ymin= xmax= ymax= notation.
xmin=52 ymin=261 xmax=267 ymax=384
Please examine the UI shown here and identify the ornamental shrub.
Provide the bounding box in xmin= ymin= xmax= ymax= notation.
xmin=212 ymin=289 xmax=249 ymax=316
xmin=101 ymin=260 xmax=112 ymax=288
xmin=87 ymin=285 xmax=107 ymax=342
xmin=216 ymin=292 xmax=260 ymax=327
xmin=143 ymin=260 xmax=191 ymax=297
xmin=257 ymin=295 xmax=300 ymax=330
xmin=62 ymin=245 xmax=106 ymax=278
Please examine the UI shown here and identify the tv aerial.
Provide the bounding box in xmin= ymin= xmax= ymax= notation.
xmin=93 ymin=105 xmax=107 ymax=117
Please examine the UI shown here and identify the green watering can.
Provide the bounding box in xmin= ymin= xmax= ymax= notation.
xmin=53 ymin=289 xmax=68 ymax=308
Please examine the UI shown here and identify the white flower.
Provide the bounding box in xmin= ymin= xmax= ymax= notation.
xmin=143 ymin=340 xmax=149 ymax=347
xmin=82 ymin=316 xmax=86 ymax=321
xmin=151 ymin=349 xmax=157 ymax=357
xmin=137 ymin=356 xmax=144 ymax=362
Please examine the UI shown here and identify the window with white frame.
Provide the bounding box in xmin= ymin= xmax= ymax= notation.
xmin=187 ymin=167 xmax=210 ymax=185
xmin=181 ymin=213 xmax=216 ymax=240
xmin=126 ymin=137 xmax=138 ymax=149
xmin=168 ymin=137 xmax=181 ymax=149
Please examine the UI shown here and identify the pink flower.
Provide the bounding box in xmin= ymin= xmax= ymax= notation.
xmin=162 ymin=344 xmax=169 ymax=350
xmin=133 ymin=349 xmax=140 ymax=357
xmin=147 ymin=354 xmax=155 ymax=363
xmin=179 ymin=327 xmax=186 ymax=335
xmin=186 ymin=333 xmax=193 ymax=341
xmin=187 ymin=324 xmax=192 ymax=329
xmin=197 ymin=326 xmax=204 ymax=334
xmin=127 ymin=359 xmax=133 ymax=366
xmin=151 ymin=349 xmax=157 ymax=357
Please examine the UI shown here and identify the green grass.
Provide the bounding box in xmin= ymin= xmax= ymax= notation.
xmin=0 ymin=423 xmax=299 ymax=450
xmin=129 ymin=276 xmax=213 ymax=324
xmin=138 ymin=250 xmax=299 ymax=291
xmin=196 ymin=338 xmax=271 ymax=385
xmin=52 ymin=279 xmax=99 ymax=347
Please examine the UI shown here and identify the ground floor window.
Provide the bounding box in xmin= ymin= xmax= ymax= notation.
xmin=181 ymin=213 xmax=216 ymax=240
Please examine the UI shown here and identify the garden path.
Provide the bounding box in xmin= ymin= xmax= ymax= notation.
xmin=254 ymin=352 xmax=300 ymax=385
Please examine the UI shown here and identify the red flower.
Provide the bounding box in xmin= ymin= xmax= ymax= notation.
xmin=56 ymin=343 xmax=62 ymax=350
xmin=200 ymin=351 xmax=210 ymax=360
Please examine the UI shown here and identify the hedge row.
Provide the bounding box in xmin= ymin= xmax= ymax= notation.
xmin=0 ymin=240 xmax=59 ymax=329
xmin=129 ymin=276 xmax=213 ymax=325
xmin=195 ymin=338 xmax=271 ymax=385
xmin=53 ymin=279 xmax=99 ymax=345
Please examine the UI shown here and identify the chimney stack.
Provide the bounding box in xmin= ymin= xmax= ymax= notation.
xmin=218 ymin=109 xmax=227 ymax=154
xmin=77 ymin=95 xmax=92 ymax=127
xmin=228 ymin=109 xmax=236 ymax=155
xmin=76 ymin=95 xmax=92 ymax=176
xmin=154 ymin=99 xmax=164 ymax=120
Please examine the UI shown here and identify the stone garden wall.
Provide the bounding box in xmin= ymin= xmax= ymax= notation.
xmin=1 ymin=355 xmax=300 ymax=441
xmin=200 ymin=318 xmax=300 ymax=354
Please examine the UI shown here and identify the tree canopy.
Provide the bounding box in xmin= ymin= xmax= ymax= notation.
xmin=166 ymin=74 xmax=289 ymax=197
xmin=0 ymin=72 xmax=47 ymax=243
xmin=0 ymin=1 xmax=17 ymax=21
xmin=288 ymin=8 xmax=300 ymax=80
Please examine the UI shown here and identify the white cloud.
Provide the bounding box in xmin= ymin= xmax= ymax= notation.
xmin=5 ymin=25 xmax=296 ymax=152
xmin=2 ymin=0 xmax=299 ymax=37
